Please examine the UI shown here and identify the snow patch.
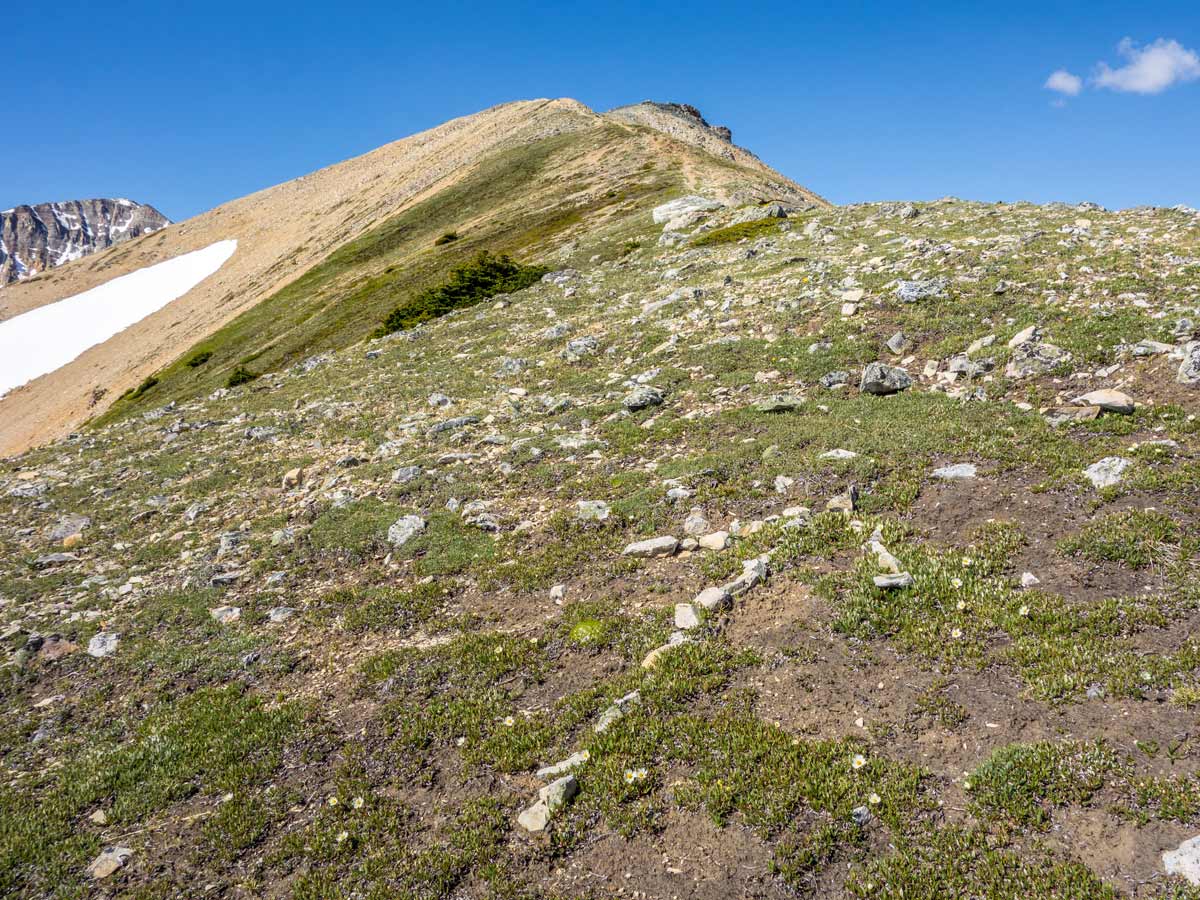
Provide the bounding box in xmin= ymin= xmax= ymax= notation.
xmin=0 ymin=240 xmax=237 ymax=398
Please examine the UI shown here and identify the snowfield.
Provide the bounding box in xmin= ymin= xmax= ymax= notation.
xmin=0 ymin=240 xmax=236 ymax=398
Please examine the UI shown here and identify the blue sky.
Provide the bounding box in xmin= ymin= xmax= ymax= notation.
xmin=4 ymin=1 xmax=1199 ymax=220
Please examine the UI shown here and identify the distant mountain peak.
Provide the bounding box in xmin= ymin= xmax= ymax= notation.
xmin=0 ymin=199 xmax=170 ymax=287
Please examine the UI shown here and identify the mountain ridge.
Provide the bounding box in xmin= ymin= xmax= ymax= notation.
xmin=0 ymin=97 xmax=823 ymax=456
xmin=0 ymin=198 xmax=169 ymax=288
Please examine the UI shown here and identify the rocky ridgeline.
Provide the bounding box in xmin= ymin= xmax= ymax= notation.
xmin=2 ymin=192 xmax=1199 ymax=896
xmin=0 ymin=198 xmax=169 ymax=286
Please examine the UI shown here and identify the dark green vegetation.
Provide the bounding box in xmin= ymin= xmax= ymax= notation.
xmin=376 ymin=251 xmax=547 ymax=336
xmin=691 ymin=216 xmax=786 ymax=246
xmin=225 ymin=365 xmax=259 ymax=387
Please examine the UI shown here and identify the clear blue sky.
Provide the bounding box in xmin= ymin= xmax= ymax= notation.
xmin=5 ymin=1 xmax=1199 ymax=220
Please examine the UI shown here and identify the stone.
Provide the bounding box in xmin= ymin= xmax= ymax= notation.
xmin=34 ymin=552 xmax=79 ymax=568
xmin=623 ymin=385 xmax=664 ymax=411
xmin=895 ymin=278 xmax=948 ymax=303
xmin=698 ymin=531 xmax=730 ymax=551
xmin=576 ymin=500 xmax=611 ymax=521
xmin=47 ymin=514 xmax=90 ymax=542
xmin=1005 ymin=341 xmax=1070 ymax=378
xmin=87 ymin=846 xmax=133 ymax=879
xmin=819 ymin=370 xmax=850 ymax=389
xmin=859 ymin=363 xmax=912 ymax=395
xmin=594 ymin=690 xmax=640 ymax=733
xmin=281 ymin=467 xmax=303 ymax=489
xmin=932 ymin=463 xmax=977 ymax=480
xmin=873 ymin=572 xmax=915 ymax=588
xmin=536 ymin=750 xmax=589 ymax=781
xmin=549 ymin=584 xmax=566 ymax=603
xmin=1007 ymin=325 xmax=1041 ymax=348
xmin=209 ymin=606 xmax=241 ymax=625
xmin=387 ymin=515 xmax=426 ymax=547
xmin=886 ymin=332 xmax=908 ymax=354
xmin=1020 ymin=572 xmax=1040 ymax=588
xmin=87 ymin=632 xmax=119 ymax=658
xmin=268 ymin=607 xmax=297 ymax=623
xmin=1073 ymin=389 xmax=1134 ymax=414
xmin=1163 ymin=835 xmax=1200 ymax=885
xmin=517 ymin=775 xmax=580 ymax=832
xmin=652 ymin=195 xmax=721 ymax=225
xmin=1083 ymin=456 xmax=1132 ymax=489
xmin=820 ymin=449 xmax=858 ymax=460
xmin=674 ymin=603 xmax=701 ymax=630
xmin=694 ymin=586 xmax=731 ymax=611
xmin=392 ymin=465 xmax=423 ymax=484
xmin=1044 ymin=405 xmax=1101 ymax=427
xmin=850 ymin=806 xmax=872 ymax=826
xmin=1178 ymin=342 xmax=1200 ymax=385
xmin=683 ymin=508 xmax=709 ymax=535
xmin=622 ymin=536 xmax=679 ymax=558
xmin=754 ymin=394 xmax=805 ymax=413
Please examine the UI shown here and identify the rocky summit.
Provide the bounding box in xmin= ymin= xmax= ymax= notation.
xmin=0 ymin=199 xmax=168 ymax=287
xmin=1 ymin=99 xmax=1200 ymax=900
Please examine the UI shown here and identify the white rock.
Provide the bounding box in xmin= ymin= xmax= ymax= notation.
xmin=1073 ymin=389 xmax=1135 ymax=414
xmin=1083 ymin=456 xmax=1132 ymax=489
xmin=622 ymin=536 xmax=679 ymax=558
xmin=87 ymin=632 xmax=119 ymax=658
xmin=694 ymin=586 xmax=731 ymax=611
xmin=932 ymin=463 xmax=977 ymax=480
xmin=674 ymin=602 xmax=701 ymax=630
xmin=87 ymin=847 xmax=133 ymax=879
xmin=1163 ymin=835 xmax=1200 ymax=885
xmin=209 ymin=605 xmax=241 ymax=625
xmin=1007 ymin=325 xmax=1040 ymax=348
xmin=576 ymin=500 xmax=611 ymax=521
xmin=387 ymin=515 xmax=426 ymax=547
xmin=536 ymin=751 xmax=589 ymax=781
xmin=1020 ymin=572 xmax=1040 ymax=588
xmin=874 ymin=572 xmax=915 ymax=588
xmin=820 ymin=449 xmax=858 ymax=460
xmin=698 ymin=531 xmax=730 ymax=551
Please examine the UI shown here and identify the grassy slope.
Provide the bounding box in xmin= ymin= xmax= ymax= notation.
xmin=96 ymin=126 xmax=681 ymax=423
xmin=4 ymin=198 xmax=1200 ymax=898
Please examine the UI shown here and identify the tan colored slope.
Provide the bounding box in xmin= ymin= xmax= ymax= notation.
xmin=0 ymin=97 xmax=823 ymax=456
xmin=0 ymin=99 xmax=599 ymax=455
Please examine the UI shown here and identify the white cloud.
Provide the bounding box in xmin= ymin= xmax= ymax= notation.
xmin=1045 ymin=69 xmax=1083 ymax=96
xmin=1093 ymin=37 xmax=1200 ymax=94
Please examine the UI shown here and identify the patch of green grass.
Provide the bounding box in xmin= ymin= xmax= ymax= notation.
xmin=0 ymin=686 xmax=304 ymax=898
xmin=186 ymin=349 xmax=213 ymax=368
xmin=312 ymin=581 xmax=448 ymax=633
xmin=832 ymin=520 xmax=1199 ymax=701
xmin=966 ymin=740 xmax=1121 ymax=829
xmin=691 ymin=218 xmax=785 ymax=247
xmin=308 ymin=499 xmax=401 ymax=559
xmin=1059 ymin=508 xmax=1181 ymax=569
xmin=845 ymin=826 xmax=1121 ymax=899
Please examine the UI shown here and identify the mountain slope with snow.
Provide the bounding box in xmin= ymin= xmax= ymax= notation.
xmin=0 ymin=199 xmax=169 ymax=287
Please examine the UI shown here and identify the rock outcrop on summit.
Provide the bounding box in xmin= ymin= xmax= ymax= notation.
xmin=0 ymin=199 xmax=168 ymax=288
